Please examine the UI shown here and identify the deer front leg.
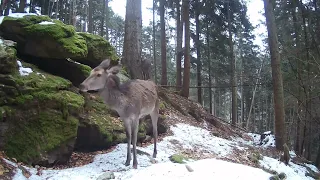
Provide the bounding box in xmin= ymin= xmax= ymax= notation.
xmin=124 ymin=120 xmax=132 ymax=166
xmin=132 ymin=119 xmax=140 ymax=169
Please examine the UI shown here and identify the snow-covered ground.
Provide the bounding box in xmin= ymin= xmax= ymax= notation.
xmin=4 ymin=123 xmax=319 ymax=180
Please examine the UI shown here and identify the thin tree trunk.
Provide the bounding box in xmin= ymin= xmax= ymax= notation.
xmin=227 ymin=2 xmax=237 ymax=126
xmin=4 ymin=0 xmax=10 ymax=16
xmin=246 ymin=63 xmax=263 ymax=130
xmin=195 ymin=0 xmax=202 ymax=103
xmin=55 ymin=0 xmax=59 ymax=19
xmin=291 ymin=0 xmax=303 ymax=156
xmin=181 ymin=0 xmax=190 ymax=98
xmin=105 ymin=0 xmax=109 ymax=40
xmin=17 ymin=0 xmax=26 ymax=12
xmin=175 ymin=0 xmax=182 ymax=91
xmin=316 ymin=134 xmax=320 ymax=168
xmin=207 ymin=21 xmax=212 ymax=114
xmin=160 ymin=0 xmax=167 ymax=86
xmin=100 ymin=0 xmax=105 ymax=37
xmin=88 ymin=0 xmax=93 ymax=33
xmin=264 ymin=0 xmax=287 ymax=150
xmin=153 ymin=0 xmax=157 ymax=83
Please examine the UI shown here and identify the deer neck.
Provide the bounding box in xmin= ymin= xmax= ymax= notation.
xmin=99 ymin=85 xmax=126 ymax=110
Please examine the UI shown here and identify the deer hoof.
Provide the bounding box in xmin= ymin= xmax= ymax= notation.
xmin=153 ymin=153 xmax=157 ymax=158
xmin=125 ymin=161 xmax=130 ymax=166
xmin=133 ymin=164 xmax=138 ymax=169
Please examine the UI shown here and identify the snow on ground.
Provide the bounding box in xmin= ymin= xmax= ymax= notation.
xmin=39 ymin=21 xmax=55 ymax=25
xmin=17 ymin=60 xmax=33 ymax=76
xmin=259 ymin=156 xmax=315 ymax=180
xmin=5 ymin=123 xmax=319 ymax=180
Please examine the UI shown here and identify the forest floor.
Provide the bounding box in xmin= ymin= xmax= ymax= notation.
xmin=1 ymin=88 xmax=320 ymax=179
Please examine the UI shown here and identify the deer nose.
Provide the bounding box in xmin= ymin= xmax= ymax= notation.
xmin=79 ymin=83 xmax=87 ymax=92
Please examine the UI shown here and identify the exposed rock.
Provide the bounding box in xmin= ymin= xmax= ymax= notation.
xmin=0 ymin=15 xmax=88 ymax=59
xmin=97 ymin=172 xmax=115 ymax=180
xmin=0 ymin=57 xmax=84 ymax=166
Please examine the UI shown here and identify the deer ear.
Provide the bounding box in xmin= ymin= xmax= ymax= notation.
xmin=98 ymin=59 xmax=111 ymax=69
xmin=107 ymin=65 xmax=122 ymax=74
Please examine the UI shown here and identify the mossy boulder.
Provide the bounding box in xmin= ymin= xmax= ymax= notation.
xmin=0 ymin=43 xmax=17 ymax=74
xmin=75 ymin=94 xmax=147 ymax=151
xmin=0 ymin=59 xmax=84 ymax=166
xmin=75 ymin=32 xmax=119 ymax=68
xmin=0 ymin=15 xmax=87 ymax=59
xmin=169 ymin=154 xmax=189 ymax=164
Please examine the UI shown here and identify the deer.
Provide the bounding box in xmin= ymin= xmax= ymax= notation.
xmin=79 ymin=59 xmax=159 ymax=169
xmin=141 ymin=59 xmax=151 ymax=80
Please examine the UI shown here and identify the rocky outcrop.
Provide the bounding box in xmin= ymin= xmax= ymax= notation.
xmin=0 ymin=14 xmax=167 ymax=167
xmin=0 ymin=14 xmax=118 ymax=68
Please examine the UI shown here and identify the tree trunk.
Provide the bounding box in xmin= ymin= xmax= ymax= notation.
xmin=264 ymin=0 xmax=287 ymax=150
xmin=175 ymin=0 xmax=182 ymax=91
xmin=88 ymin=0 xmax=93 ymax=33
xmin=153 ymin=0 xmax=157 ymax=83
xmin=122 ymin=0 xmax=143 ymax=79
xmin=316 ymin=134 xmax=320 ymax=168
xmin=246 ymin=63 xmax=263 ymax=130
xmin=291 ymin=0 xmax=304 ymax=156
xmin=4 ymin=0 xmax=10 ymax=15
xmin=100 ymin=0 xmax=105 ymax=37
xmin=160 ymin=0 xmax=167 ymax=86
xmin=105 ymin=0 xmax=109 ymax=40
xmin=181 ymin=0 xmax=190 ymax=98
xmin=227 ymin=2 xmax=237 ymax=126
xmin=17 ymin=0 xmax=26 ymax=12
xmin=195 ymin=0 xmax=202 ymax=103
xmin=55 ymin=0 xmax=59 ymax=19
xmin=206 ymin=21 xmax=212 ymax=114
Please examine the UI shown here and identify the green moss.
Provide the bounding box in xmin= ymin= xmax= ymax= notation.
xmin=159 ymin=101 xmax=167 ymax=110
xmin=12 ymin=61 xmax=71 ymax=92
xmin=58 ymin=34 xmax=88 ymax=57
xmin=24 ymin=23 xmax=75 ymax=39
xmin=0 ymin=45 xmax=17 ymax=74
xmin=79 ymin=63 xmax=92 ymax=76
xmin=269 ymin=175 xmax=280 ymax=180
xmin=169 ymin=154 xmax=188 ymax=164
xmin=248 ymin=152 xmax=262 ymax=164
xmin=4 ymin=110 xmax=79 ymax=163
xmin=0 ymin=106 xmax=14 ymax=121
xmin=3 ymin=15 xmax=51 ymax=27
xmin=77 ymin=32 xmax=118 ymax=62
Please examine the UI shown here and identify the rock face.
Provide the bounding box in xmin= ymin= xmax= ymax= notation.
xmin=0 ymin=14 xmax=118 ymax=68
xmin=0 ymin=14 xmax=167 ymax=167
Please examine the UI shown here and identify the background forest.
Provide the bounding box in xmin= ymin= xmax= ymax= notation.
xmin=1 ymin=0 xmax=319 ymax=168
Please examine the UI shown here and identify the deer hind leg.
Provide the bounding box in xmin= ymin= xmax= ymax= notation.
xmin=124 ymin=120 xmax=132 ymax=166
xmin=132 ymin=118 xmax=140 ymax=169
xmin=151 ymin=100 xmax=159 ymax=158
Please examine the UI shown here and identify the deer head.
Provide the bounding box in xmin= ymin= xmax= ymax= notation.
xmin=79 ymin=59 xmax=122 ymax=92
